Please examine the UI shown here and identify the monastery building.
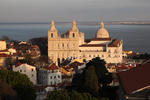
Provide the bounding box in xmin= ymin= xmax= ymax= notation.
xmin=48 ymin=20 xmax=123 ymax=65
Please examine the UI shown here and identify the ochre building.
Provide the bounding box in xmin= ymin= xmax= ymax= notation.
xmin=48 ymin=20 xmax=123 ymax=65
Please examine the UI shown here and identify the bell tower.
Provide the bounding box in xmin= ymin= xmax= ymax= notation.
xmin=48 ymin=20 xmax=58 ymax=64
xmin=48 ymin=20 xmax=58 ymax=39
xmin=68 ymin=20 xmax=79 ymax=38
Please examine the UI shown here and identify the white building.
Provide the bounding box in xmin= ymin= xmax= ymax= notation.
xmin=0 ymin=40 xmax=6 ymax=50
xmin=13 ymin=63 xmax=37 ymax=85
xmin=8 ymin=48 xmax=16 ymax=55
xmin=38 ymin=64 xmax=62 ymax=85
xmin=0 ymin=54 xmax=9 ymax=67
xmin=48 ymin=21 xmax=123 ymax=65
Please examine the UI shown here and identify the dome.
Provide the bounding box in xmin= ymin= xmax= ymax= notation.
xmin=96 ymin=22 xmax=109 ymax=38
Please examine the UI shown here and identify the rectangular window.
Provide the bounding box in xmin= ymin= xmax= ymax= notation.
xmin=50 ymin=76 xmax=52 ymax=79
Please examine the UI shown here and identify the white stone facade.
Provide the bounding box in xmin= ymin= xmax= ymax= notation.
xmin=38 ymin=64 xmax=62 ymax=85
xmin=0 ymin=40 xmax=6 ymax=50
xmin=48 ymin=21 xmax=123 ymax=64
xmin=13 ymin=63 xmax=37 ymax=85
xmin=8 ymin=48 xmax=16 ymax=55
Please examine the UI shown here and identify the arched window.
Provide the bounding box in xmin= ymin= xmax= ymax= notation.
xmin=51 ymin=33 xmax=53 ymax=38
xmin=114 ymin=49 xmax=117 ymax=53
xmin=72 ymin=33 xmax=75 ymax=37
xmin=114 ymin=55 xmax=117 ymax=58
xmin=62 ymin=43 xmax=64 ymax=47
xmin=67 ymin=44 xmax=69 ymax=48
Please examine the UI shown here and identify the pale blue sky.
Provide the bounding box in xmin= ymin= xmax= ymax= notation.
xmin=0 ymin=0 xmax=150 ymax=22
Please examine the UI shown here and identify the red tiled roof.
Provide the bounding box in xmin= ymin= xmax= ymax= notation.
xmin=69 ymin=61 xmax=84 ymax=68
xmin=0 ymin=40 xmax=5 ymax=41
xmin=62 ymin=65 xmax=71 ymax=70
xmin=79 ymin=44 xmax=106 ymax=47
xmin=0 ymin=66 xmax=6 ymax=70
xmin=0 ymin=54 xmax=9 ymax=57
xmin=91 ymin=38 xmax=112 ymax=41
xmin=0 ymin=50 xmax=8 ymax=52
xmin=32 ymin=45 xmax=38 ymax=48
xmin=65 ymin=31 xmax=70 ymax=35
xmin=44 ymin=63 xmax=59 ymax=70
xmin=115 ymin=65 xmax=132 ymax=70
xmin=108 ymin=39 xmax=122 ymax=47
xmin=15 ymin=62 xmax=22 ymax=67
xmin=118 ymin=60 xmax=150 ymax=94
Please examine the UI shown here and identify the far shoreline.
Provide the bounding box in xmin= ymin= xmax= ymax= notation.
xmin=1 ymin=21 xmax=150 ymax=25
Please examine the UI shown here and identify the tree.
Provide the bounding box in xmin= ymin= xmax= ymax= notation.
xmin=71 ymin=57 xmax=116 ymax=100
xmin=46 ymin=90 xmax=100 ymax=100
xmin=0 ymin=70 xmax=36 ymax=100
xmin=86 ymin=57 xmax=112 ymax=87
xmin=46 ymin=90 xmax=70 ymax=100
xmin=72 ymin=73 xmax=84 ymax=91
xmin=86 ymin=57 xmax=108 ymax=78
xmin=70 ymin=90 xmax=84 ymax=100
xmin=84 ymin=66 xmax=98 ymax=94
xmin=0 ymin=80 xmax=16 ymax=100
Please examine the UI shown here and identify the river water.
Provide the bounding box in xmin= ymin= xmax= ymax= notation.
xmin=0 ymin=23 xmax=150 ymax=53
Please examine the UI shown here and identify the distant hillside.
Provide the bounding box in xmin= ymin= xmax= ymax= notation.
xmin=78 ymin=21 xmax=150 ymax=25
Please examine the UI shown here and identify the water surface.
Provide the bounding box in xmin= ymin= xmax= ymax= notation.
xmin=0 ymin=23 xmax=150 ymax=53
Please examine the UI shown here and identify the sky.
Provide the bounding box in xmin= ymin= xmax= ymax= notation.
xmin=0 ymin=0 xmax=150 ymax=22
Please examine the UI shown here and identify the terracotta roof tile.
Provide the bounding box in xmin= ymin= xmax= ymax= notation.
xmin=108 ymin=39 xmax=122 ymax=47
xmin=0 ymin=66 xmax=6 ymax=70
xmin=69 ymin=61 xmax=84 ymax=67
xmin=32 ymin=45 xmax=39 ymax=48
xmin=44 ymin=63 xmax=59 ymax=70
xmin=65 ymin=31 xmax=70 ymax=35
xmin=79 ymin=44 xmax=106 ymax=47
xmin=15 ymin=62 xmax=22 ymax=67
xmin=0 ymin=54 xmax=9 ymax=57
xmin=118 ymin=60 xmax=150 ymax=94
xmin=0 ymin=50 xmax=8 ymax=52
xmin=91 ymin=38 xmax=112 ymax=41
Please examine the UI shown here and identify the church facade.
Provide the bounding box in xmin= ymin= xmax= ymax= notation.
xmin=48 ymin=21 xmax=123 ymax=65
